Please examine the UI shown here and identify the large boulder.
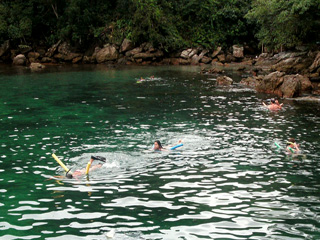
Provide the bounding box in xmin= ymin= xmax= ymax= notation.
xmin=217 ymin=76 xmax=233 ymax=86
xmin=232 ymin=45 xmax=244 ymax=59
xmin=12 ymin=54 xmax=27 ymax=65
xmin=299 ymin=75 xmax=312 ymax=92
xmin=95 ymin=45 xmax=119 ymax=63
xmin=280 ymin=75 xmax=302 ymax=98
xmin=120 ymin=38 xmax=134 ymax=53
xmin=255 ymin=71 xmax=308 ymax=97
xmin=256 ymin=71 xmax=285 ymax=95
xmin=271 ymin=51 xmax=313 ymax=74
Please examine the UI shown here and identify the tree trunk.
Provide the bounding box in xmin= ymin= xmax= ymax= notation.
xmin=51 ymin=4 xmax=59 ymax=19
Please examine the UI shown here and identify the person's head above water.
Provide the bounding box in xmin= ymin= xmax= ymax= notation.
xmin=153 ymin=140 xmax=163 ymax=150
xmin=66 ymin=170 xmax=73 ymax=179
xmin=287 ymin=138 xmax=296 ymax=145
xmin=270 ymin=98 xmax=276 ymax=104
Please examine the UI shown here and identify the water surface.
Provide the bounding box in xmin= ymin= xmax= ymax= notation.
xmin=0 ymin=65 xmax=319 ymax=239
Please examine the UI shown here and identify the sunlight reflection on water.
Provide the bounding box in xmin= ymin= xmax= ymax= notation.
xmin=0 ymin=65 xmax=319 ymax=239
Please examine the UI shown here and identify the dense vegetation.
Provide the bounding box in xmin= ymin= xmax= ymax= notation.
xmin=0 ymin=0 xmax=319 ymax=52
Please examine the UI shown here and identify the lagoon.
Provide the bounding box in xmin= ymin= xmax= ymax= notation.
xmin=0 ymin=65 xmax=319 ymax=239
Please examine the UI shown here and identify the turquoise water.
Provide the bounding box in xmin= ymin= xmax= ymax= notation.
xmin=0 ymin=65 xmax=319 ymax=239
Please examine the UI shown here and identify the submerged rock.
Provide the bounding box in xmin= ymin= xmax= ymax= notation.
xmin=217 ymin=76 xmax=233 ymax=86
xmin=30 ymin=62 xmax=45 ymax=70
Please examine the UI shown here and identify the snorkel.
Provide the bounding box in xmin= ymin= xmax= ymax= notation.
xmin=52 ymin=153 xmax=73 ymax=178
xmin=286 ymin=141 xmax=296 ymax=153
xmin=85 ymin=156 xmax=106 ymax=175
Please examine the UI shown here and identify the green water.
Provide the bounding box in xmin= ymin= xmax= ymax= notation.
xmin=0 ymin=65 xmax=320 ymax=239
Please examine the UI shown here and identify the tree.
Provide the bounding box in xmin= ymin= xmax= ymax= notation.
xmin=171 ymin=0 xmax=253 ymax=48
xmin=129 ymin=0 xmax=185 ymax=50
xmin=0 ymin=1 xmax=33 ymax=44
xmin=246 ymin=0 xmax=320 ymax=49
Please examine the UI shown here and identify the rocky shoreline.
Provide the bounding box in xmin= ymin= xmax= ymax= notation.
xmin=1 ymin=39 xmax=319 ymax=98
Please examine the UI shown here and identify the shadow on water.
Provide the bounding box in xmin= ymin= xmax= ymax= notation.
xmin=0 ymin=64 xmax=320 ymax=239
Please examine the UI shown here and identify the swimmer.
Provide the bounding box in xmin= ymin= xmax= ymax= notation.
xmin=152 ymin=140 xmax=182 ymax=151
xmin=153 ymin=140 xmax=164 ymax=151
xmin=286 ymin=138 xmax=300 ymax=154
xmin=136 ymin=77 xmax=145 ymax=83
xmin=62 ymin=156 xmax=105 ymax=179
xmin=263 ymin=98 xmax=283 ymax=111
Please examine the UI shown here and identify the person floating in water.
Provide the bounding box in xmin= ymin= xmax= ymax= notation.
xmin=286 ymin=138 xmax=300 ymax=154
xmin=153 ymin=140 xmax=183 ymax=151
xmin=263 ymin=98 xmax=283 ymax=111
xmin=136 ymin=77 xmax=145 ymax=83
xmin=62 ymin=156 xmax=106 ymax=179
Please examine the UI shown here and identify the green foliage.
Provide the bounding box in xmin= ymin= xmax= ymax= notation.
xmin=0 ymin=1 xmax=33 ymax=43
xmin=0 ymin=0 xmax=318 ymax=52
xmin=246 ymin=0 xmax=320 ymax=49
xmin=128 ymin=0 xmax=185 ymax=50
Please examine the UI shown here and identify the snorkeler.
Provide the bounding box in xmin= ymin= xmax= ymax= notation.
xmin=53 ymin=155 xmax=106 ymax=179
xmin=263 ymin=98 xmax=283 ymax=111
xmin=286 ymin=138 xmax=300 ymax=154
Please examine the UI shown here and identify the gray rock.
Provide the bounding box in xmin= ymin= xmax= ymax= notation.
xmin=280 ymin=75 xmax=302 ymax=98
xmin=12 ymin=54 xmax=26 ymax=65
xmin=120 ymin=39 xmax=134 ymax=53
xmin=232 ymin=45 xmax=244 ymax=58
xmin=30 ymin=62 xmax=45 ymax=70
xmin=217 ymin=76 xmax=233 ymax=86
xmin=95 ymin=45 xmax=119 ymax=63
xmin=211 ymin=47 xmax=222 ymax=58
